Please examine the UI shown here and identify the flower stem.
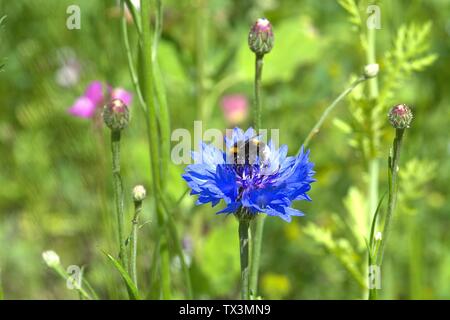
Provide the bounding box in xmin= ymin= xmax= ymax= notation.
xmin=239 ymin=219 xmax=250 ymax=300
xmin=130 ymin=200 xmax=143 ymax=287
xmin=111 ymin=130 xmax=128 ymax=272
xmin=253 ymin=54 xmax=264 ymax=131
xmin=152 ymin=0 xmax=171 ymax=185
xmin=377 ymin=129 xmax=404 ymax=266
xmin=194 ymin=0 xmax=208 ymax=120
xmin=140 ymin=0 xmax=171 ymax=298
xmin=120 ymin=1 xmax=146 ymax=112
xmin=249 ymin=53 xmax=264 ymax=299
xmin=302 ymin=76 xmax=367 ymax=149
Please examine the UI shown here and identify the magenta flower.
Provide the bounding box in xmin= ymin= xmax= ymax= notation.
xmin=68 ymin=81 xmax=132 ymax=119
xmin=221 ymin=94 xmax=249 ymax=125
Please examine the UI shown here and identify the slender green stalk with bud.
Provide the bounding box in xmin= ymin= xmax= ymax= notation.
xmin=247 ymin=18 xmax=274 ymax=299
xmin=103 ymin=99 xmax=130 ymax=272
xmin=130 ymin=185 xmax=146 ymax=288
xmin=368 ymin=104 xmax=413 ymax=300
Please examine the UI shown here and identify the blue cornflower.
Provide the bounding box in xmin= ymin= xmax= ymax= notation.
xmin=182 ymin=128 xmax=315 ymax=222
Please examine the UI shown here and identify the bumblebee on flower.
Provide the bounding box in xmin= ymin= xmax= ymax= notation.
xmin=183 ymin=128 xmax=315 ymax=222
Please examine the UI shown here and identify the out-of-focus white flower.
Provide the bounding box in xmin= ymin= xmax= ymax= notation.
xmin=375 ymin=232 xmax=382 ymax=241
xmin=55 ymin=58 xmax=80 ymax=88
xmin=364 ymin=63 xmax=379 ymax=78
xmin=42 ymin=250 xmax=61 ymax=268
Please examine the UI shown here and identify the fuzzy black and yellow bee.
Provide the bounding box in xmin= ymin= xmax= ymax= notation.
xmin=227 ymin=137 xmax=270 ymax=165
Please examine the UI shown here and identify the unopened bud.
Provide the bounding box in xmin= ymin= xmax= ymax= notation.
xmin=248 ymin=18 xmax=274 ymax=56
xmin=364 ymin=63 xmax=379 ymax=78
xmin=388 ymin=104 xmax=413 ymax=129
xmin=42 ymin=250 xmax=61 ymax=268
xmin=103 ymin=98 xmax=130 ymax=131
xmin=132 ymin=185 xmax=147 ymax=202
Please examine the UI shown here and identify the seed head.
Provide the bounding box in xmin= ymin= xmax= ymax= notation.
xmin=388 ymin=104 xmax=413 ymax=129
xmin=103 ymin=98 xmax=130 ymax=131
xmin=248 ymin=18 xmax=274 ymax=57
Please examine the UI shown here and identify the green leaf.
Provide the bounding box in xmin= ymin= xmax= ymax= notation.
xmin=368 ymin=192 xmax=387 ymax=254
xmin=103 ymin=251 xmax=140 ymax=300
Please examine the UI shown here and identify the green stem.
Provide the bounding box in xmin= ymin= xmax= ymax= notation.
xmin=376 ymin=129 xmax=404 ymax=266
xmin=368 ymin=158 xmax=379 ymax=224
xmin=366 ymin=27 xmax=379 ymax=99
xmin=253 ymin=55 xmax=263 ymax=131
xmin=140 ymin=0 xmax=161 ymax=191
xmin=239 ymin=219 xmax=250 ymax=300
xmin=111 ymin=130 xmax=128 ymax=272
xmin=365 ymin=23 xmax=381 ymax=300
xmin=195 ymin=0 xmax=208 ymax=120
xmin=249 ymin=215 xmax=264 ymax=299
xmin=53 ymin=266 xmax=93 ymax=300
xmin=130 ymin=200 xmax=143 ymax=287
xmin=302 ymin=76 xmax=367 ymax=149
xmin=124 ymin=0 xmax=142 ymax=35
xmin=140 ymin=0 xmax=170 ymax=298
xmin=120 ymin=1 xmax=146 ymax=112
xmin=152 ymin=0 xmax=170 ymax=184
xmin=248 ymin=53 xmax=264 ymax=299
xmin=366 ymin=25 xmax=380 ymax=223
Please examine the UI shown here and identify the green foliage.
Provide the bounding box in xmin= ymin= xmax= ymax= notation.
xmin=196 ymin=220 xmax=240 ymax=296
xmin=398 ymin=159 xmax=437 ymax=216
xmin=0 ymin=0 xmax=448 ymax=300
xmin=380 ymin=23 xmax=438 ymax=105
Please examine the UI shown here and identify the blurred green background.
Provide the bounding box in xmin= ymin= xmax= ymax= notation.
xmin=0 ymin=0 xmax=448 ymax=299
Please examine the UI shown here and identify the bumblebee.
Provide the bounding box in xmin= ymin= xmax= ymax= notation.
xmin=227 ymin=137 xmax=270 ymax=165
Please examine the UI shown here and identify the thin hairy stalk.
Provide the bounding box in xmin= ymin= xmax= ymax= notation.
xmin=239 ymin=220 xmax=250 ymax=300
xmin=130 ymin=200 xmax=143 ymax=287
xmin=120 ymin=1 xmax=146 ymax=112
xmin=152 ymin=0 xmax=170 ymax=183
xmin=111 ymin=130 xmax=128 ymax=272
xmin=302 ymin=76 xmax=367 ymax=149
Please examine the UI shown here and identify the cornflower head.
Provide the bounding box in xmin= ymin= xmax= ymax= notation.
xmin=183 ymin=128 xmax=315 ymax=222
xmin=68 ymin=81 xmax=132 ymax=118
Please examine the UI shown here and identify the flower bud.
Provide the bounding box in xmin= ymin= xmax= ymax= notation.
xmin=388 ymin=104 xmax=413 ymax=129
xmin=42 ymin=250 xmax=61 ymax=268
xmin=103 ymin=98 xmax=130 ymax=131
xmin=132 ymin=185 xmax=147 ymax=202
xmin=364 ymin=63 xmax=379 ymax=78
xmin=248 ymin=18 xmax=274 ymax=56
